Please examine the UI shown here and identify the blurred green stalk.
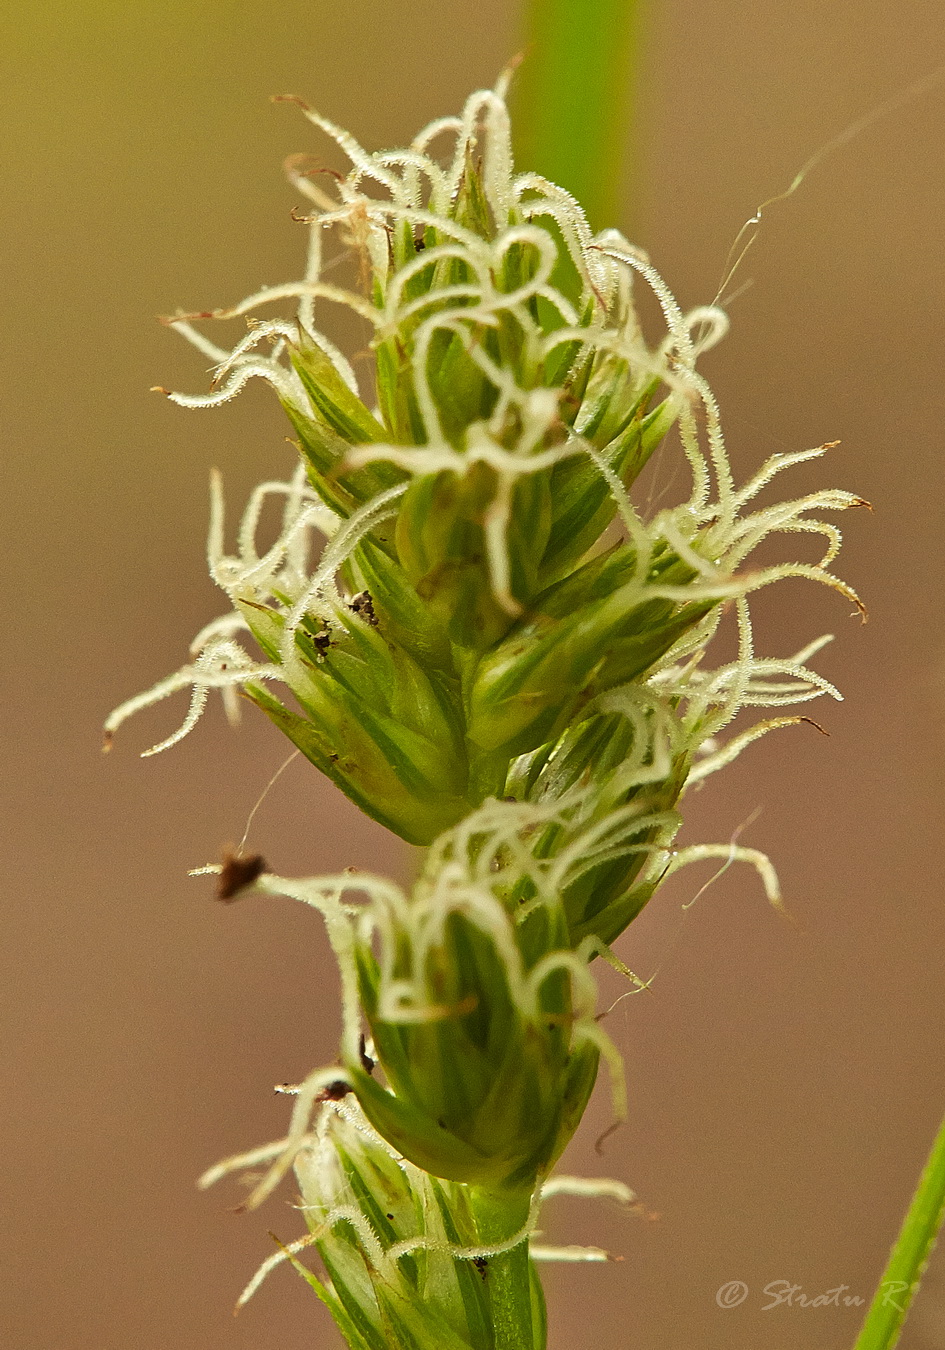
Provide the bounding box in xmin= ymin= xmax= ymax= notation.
xmin=853 ymin=1106 xmax=945 ymax=1350
xmin=513 ymin=0 xmax=648 ymax=230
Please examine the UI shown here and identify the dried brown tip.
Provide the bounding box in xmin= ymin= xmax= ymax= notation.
xmin=271 ymin=93 xmax=311 ymax=110
xmin=159 ymin=309 xmax=218 ymax=326
xmin=217 ymin=847 xmax=266 ymax=902
xmin=798 ymin=716 xmax=830 ymax=736
xmin=150 ymin=386 xmax=172 ymax=396
xmin=284 ymin=153 xmax=344 ymax=183
xmin=594 ymin=1119 xmax=622 ymax=1156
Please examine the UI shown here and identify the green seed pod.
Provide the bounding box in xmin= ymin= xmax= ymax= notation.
xmin=538 ymin=392 xmax=677 ymax=583
xmin=290 ymin=340 xmax=387 ymax=447
xmin=466 ymin=539 xmax=717 ymax=759
xmin=506 ymin=699 xmax=690 ymax=947
xmin=239 ymin=599 xmax=471 ymax=845
xmin=282 ymin=343 xmax=406 ymax=522
xmin=345 ymin=535 xmax=455 ymax=674
xmin=395 ymin=462 xmax=551 ymax=650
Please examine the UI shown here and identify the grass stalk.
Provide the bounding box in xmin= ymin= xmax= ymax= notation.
xmin=513 ymin=0 xmax=648 ymax=229
xmin=852 ymin=1106 xmax=945 ymax=1350
xmin=470 ymin=1189 xmax=537 ymax=1350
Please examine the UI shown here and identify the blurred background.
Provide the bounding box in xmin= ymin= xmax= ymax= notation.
xmin=2 ymin=2 xmax=945 ymax=1347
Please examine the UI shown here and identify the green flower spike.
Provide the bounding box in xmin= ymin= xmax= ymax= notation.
xmin=192 ymin=767 xmax=781 ymax=1196
xmin=106 ymin=78 xmax=863 ymax=861
xmin=192 ymin=795 xmax=775 ymax=1345
xmin=200 ymin=835 xmax=623 ymax=1199
xmin=110 ymin=75 xmax=867 ymax=1350
xmin=347 ymin=851 xmax=604 ymax=1193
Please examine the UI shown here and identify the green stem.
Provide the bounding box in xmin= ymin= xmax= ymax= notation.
xmin=470 ymin=1188 xmax=540 ymax=1350
xmin=512 ymin=0 xmax=649 ymax=230
xmin=852 ymin=1105 xmax=945 ymax=1350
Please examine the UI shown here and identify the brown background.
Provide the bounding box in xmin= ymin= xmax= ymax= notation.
xmin=3 ymin=2 xmax=945 ymax=1348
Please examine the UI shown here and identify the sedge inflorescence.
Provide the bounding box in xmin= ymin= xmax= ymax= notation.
xmin=110 ymin=75 xmax=864 ymax=1347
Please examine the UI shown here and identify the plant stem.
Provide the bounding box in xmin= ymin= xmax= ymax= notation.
xmin=852 ymin=1105 xmax=945 ymax=1350
xmin=470 ymin=1188 xmax=539 ymax=1350
xmin=512 ymin=0 xmax=649 ymax=230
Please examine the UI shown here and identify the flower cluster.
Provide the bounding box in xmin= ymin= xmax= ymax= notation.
xmin=203 ymin=1085 xmax=637 ymax=1349
xmin=110 ymin=76 xmax=863 ymax=1346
